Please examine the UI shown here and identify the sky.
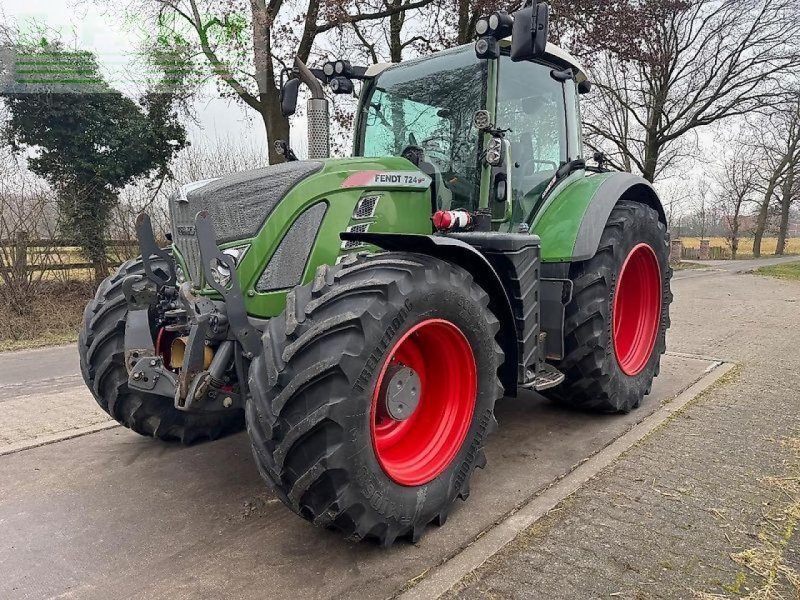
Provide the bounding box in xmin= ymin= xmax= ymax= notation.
xmin=1 ymin=0 xmax=269 ymax=152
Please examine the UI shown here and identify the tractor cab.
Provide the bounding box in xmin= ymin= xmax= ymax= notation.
xmin=281 ymin=7 xmax=590 ymax=234
xmin=352 ymin=40 xmax=589 ymax=231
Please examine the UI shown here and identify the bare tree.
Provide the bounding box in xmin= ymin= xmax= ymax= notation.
xmin=714 ymin=141 xmax=758 ymax=258
xmin=695 ymin=178 xmax=711 ymax=241
xmin=751 ymin=99 xmax=800 ymax=256
xmin=579 ymin=0 xmax=800 ymax=183
xmin=114 ymin=0 xmax=436 ymax=164
xmin=0 ymin=158 xmax=61 ymax=316
xmin=773 ymin=101 xmax=800 ymax=255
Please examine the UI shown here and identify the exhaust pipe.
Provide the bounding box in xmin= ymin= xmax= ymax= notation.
xmin=294 ymin=57 xmax=330 ymax=159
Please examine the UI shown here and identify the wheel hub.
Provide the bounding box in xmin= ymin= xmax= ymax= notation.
xmin=612 ymin=243 xmax=662 ymax=376
xmin=379 ymin=364 xmax=421 ymax=421
xmin=370 ymin=318 xmax=477 ymax=487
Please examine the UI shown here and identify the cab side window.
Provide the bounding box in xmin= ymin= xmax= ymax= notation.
xmin=496 ymin=58 xmax=567 ymax=224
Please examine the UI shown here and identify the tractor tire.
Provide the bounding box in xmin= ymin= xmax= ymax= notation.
xmin=79 ymin=257 xmax=244 ymax=443
xmin=246 ymin=252 xmax=504 ymax=545
xmin=547 ymin=200 xmax=672 ymax=413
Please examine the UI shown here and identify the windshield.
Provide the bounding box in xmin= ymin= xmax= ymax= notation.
xmin=356 ymin=46 xmax=488 ymax=212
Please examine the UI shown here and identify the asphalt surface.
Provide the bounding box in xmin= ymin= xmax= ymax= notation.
xmin=0 ymin=256 xmax=796 ymax=600
xmin=0 ymin=345 xmax=82 ymax=402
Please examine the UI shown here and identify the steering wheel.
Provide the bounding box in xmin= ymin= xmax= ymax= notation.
xmin=400 ymin=145 xmax=425 ymax=166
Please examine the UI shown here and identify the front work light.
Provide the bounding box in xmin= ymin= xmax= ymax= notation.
xmin=475 ymin=36 xmax=500 ymax=60
xmin=487 ymin=11 xmax=513 ymax=38
xmin=329 ymin=76 xmax=354 ymax=94
xmin=334 ymin=60 xmax=351 ymax=75
xmin=474 ymin=10 xmax=512 ymax=60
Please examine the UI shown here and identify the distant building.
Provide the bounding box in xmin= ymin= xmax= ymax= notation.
xmin=729 ymin=213 xmax=799 ymax=237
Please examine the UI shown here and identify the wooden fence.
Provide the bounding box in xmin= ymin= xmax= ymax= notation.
xmin=681 ymin=245 xmax=730 ymax=260
xmin=0 ymin=232 xmax=138 ymax=274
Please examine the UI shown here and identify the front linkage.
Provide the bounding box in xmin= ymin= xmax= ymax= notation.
xmin=121 ymin=212 xmax=260 ymax=415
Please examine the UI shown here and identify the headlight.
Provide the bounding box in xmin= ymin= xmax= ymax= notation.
xmin=210 ymin=259 xmax=231 ymax=288
xmin=210 ymin=245 xmax=248 ymax=288
xmin=486 ymin=137 xmax=504 ymax=166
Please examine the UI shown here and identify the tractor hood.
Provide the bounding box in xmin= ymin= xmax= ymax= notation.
xmin=169 ymin=160 xmax=323 ymax=249
xmin=169 ymin=160 xmax=329 ymax=283
xmin=169 ymin=157 xmax=433 ymax=283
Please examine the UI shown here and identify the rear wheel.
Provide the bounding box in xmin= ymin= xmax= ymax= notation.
xmin=548 ymin=200 xmax=672 ymax=412
xmin=246 ymin=252 xmax=504 ymax=545
xmin=79 ymin=257 xmax=244 ymax=442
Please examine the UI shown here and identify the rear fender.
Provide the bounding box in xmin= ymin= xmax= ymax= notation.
xmin=533 ymin=172 xmax=666 ymax=262
xmin=340 ymin=232 xmax=519 ymax=397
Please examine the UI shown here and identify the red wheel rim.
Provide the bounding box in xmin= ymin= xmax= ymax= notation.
xmin=612 ymin=243 xmax=662 ymax=376
xmin=370 ymin=319 xmax=477 ymax=486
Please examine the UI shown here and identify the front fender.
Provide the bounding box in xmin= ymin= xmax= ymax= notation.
xmin=533 ymin=171 xmax=666 ymax=262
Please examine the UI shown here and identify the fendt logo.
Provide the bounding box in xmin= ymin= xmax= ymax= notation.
xmin=341 ymin=170 xmax=432 ymax=189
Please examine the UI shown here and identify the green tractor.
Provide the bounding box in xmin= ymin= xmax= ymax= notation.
xmin=79 ymin=3 xmax=671 ymax=545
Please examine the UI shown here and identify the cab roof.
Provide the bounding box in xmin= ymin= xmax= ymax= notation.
xmin=364 ymin=42 xmax=589 ymax=83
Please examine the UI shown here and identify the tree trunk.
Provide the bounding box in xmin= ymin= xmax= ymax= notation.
xmin=641 ymin=121 xmax=661 ymax=183
xmin=261 ymin=92 xmax=291 ymax=165
xmin=729 ymin=202 xmax=741 ymax=260
xmin=774 ymin=166 xmax=795 ymax=255
xmin=389 ymin=0 xmax=403 ymax=63
xmin=753 ymin=182 xmax=777 ymax=258
xmin=457 ymin=0 xmax=470 ymax=45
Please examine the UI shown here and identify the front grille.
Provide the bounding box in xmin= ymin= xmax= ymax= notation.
xmin=169 ymin=161 xmax=323 ymax=283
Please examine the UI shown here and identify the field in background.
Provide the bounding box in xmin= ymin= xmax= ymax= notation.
xmin=677 ymin=236 xmax=800 ymax=256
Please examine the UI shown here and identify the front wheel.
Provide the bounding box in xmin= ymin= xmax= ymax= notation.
xmin=246 ymin=252 xmax=504 ymax=545
xmin=547 ymin=200 xmax=672 ymax=412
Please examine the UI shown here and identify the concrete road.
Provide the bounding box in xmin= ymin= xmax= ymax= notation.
xmin=0 ymin=256 xmax=788 ymax=600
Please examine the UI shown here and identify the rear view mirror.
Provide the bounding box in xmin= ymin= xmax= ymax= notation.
xmin=510 ymin=2 xmax=549 ymax=62
xmin=280 ymin=78 xmax=300 ymax=117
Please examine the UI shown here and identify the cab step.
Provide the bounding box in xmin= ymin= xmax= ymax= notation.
xmin=523 ymin=363 xmax=565 ymax=392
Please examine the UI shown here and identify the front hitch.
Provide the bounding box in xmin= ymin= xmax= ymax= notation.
xmin=122 ymin=210 xmax=252 ymax=415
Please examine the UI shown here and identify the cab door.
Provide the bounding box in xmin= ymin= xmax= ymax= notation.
xmin=495 ymin=56 xmax=576 ymax=228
